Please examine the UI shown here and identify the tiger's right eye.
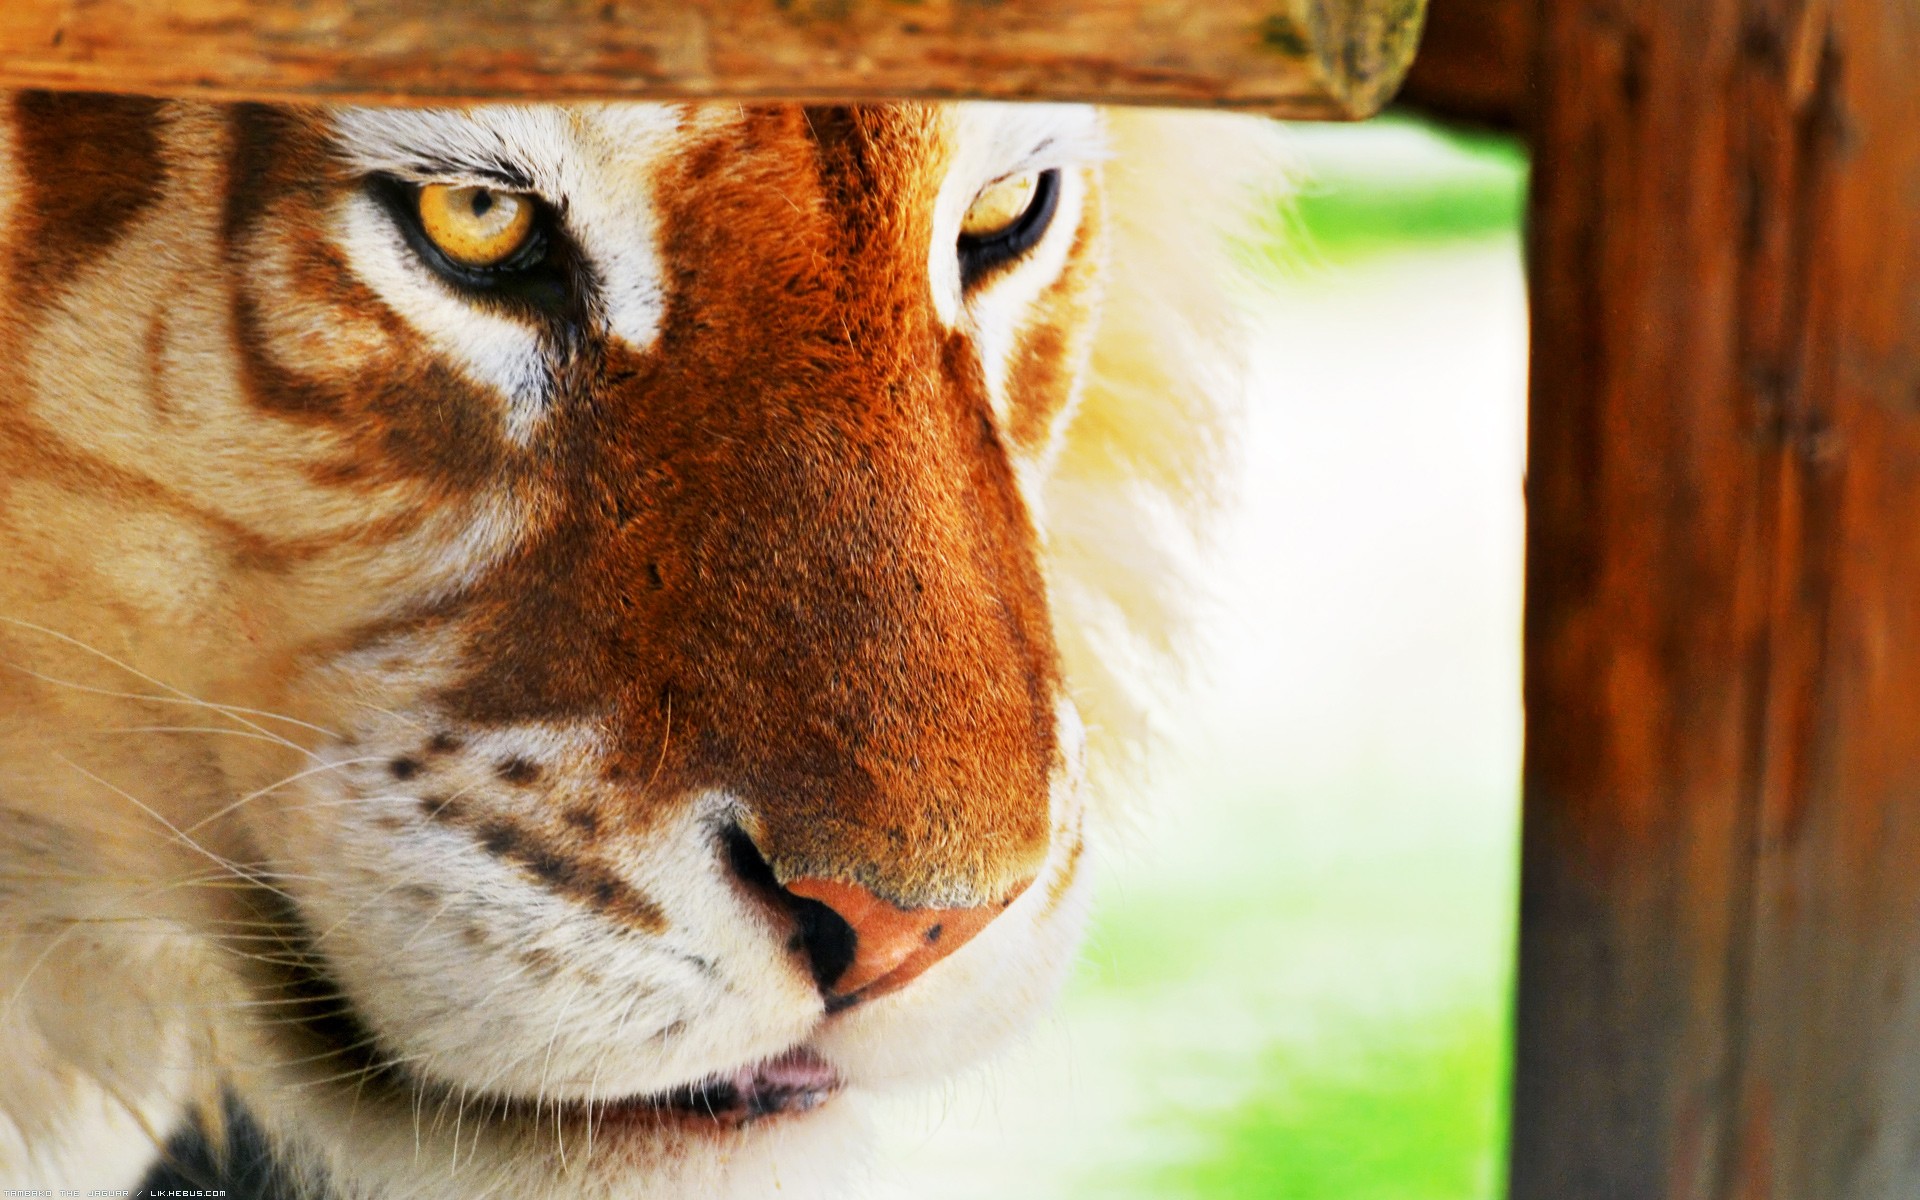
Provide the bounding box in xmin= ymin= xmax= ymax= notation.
xmin=416 ymin=184 xmax=537 ymax=268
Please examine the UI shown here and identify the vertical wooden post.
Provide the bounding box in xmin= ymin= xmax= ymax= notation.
xmin=1514 ymin=0 xmax=1920 ymax=1196
xmin=1396 ymin=0 xmax=1534 ymax=129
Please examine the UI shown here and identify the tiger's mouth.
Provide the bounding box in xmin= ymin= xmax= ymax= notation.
xmin=245 ymin=886 xmax=841 ymax=1139
xmin=574 ymin=1047 xmax=840 ymax=1129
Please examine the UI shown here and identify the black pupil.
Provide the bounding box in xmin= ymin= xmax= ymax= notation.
xmin=470 ymin=190 xmax=494 ymax=218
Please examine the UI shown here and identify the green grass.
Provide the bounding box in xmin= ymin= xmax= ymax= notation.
xmin=1055 ymin=778 xmax=1518 ymax=1200
xmin=1142 ymin=1010 xmax=1507 ymax=1200
xmin=1059 ymin=877 xmax=1514 ymax=1200
xmin=1252 ymin=115 xmax=1529 ymax=269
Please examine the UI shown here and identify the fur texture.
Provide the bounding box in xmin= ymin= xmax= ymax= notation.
xmin=0 ymin=94 xmax=1267 ymax=1198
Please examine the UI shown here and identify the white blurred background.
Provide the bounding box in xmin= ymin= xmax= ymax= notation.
xmin=868 ymin=116 xmax=1530 ymax=1200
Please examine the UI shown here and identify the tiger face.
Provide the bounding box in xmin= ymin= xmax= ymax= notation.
xmin=0 ymin=92 xmax=1251 ymax=1198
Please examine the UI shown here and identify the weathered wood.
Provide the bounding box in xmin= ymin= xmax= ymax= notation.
xmin=0 ymin=0 xmax=1426 ymax=118
xmin=1514 ymin=0 xmax=1920 ymax=1197
xmin=1396 ymin=0 xmax=1533 ymax=128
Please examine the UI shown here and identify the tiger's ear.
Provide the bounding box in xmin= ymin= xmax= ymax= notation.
xmin=1045 ymin=109 xmax=1284 ymax=796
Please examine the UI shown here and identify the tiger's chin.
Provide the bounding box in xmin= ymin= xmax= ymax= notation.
xmin=539 ymin=1046 xmax=844 ymax=1130
xmin=259 ymin=1055 xmax=862 ymax=1200
xmin=244 ymin=1053 xmax=873 ymax=1200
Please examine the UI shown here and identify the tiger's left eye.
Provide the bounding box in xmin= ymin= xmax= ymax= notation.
xmin=416 ymin=184 xmax=537 ymax=268
xmin=957 ymin=169 xmax=1060 ymax=286
xmin=961 ymin=172 xmax=1041 ymax=239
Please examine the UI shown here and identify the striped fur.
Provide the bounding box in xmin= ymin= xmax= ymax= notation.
xmin=0 ymin=94 xmax=1267 ymax=1198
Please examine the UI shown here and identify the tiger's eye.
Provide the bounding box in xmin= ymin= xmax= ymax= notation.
xmin=416 ymin=184 xmax=536 ymax=268
xmin=960 ymin=172 xmax=1040 ymax=240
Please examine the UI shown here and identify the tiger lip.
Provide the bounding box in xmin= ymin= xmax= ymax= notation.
xmin=604 ymin=1047 xmax=842 ymax=1127
xmin=387 ymin=1043 xmax=841 ymax=1136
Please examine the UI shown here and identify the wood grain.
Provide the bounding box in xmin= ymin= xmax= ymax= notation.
xmin=1513 ymin=0 xmax=1920 ymax=1196
xmin=1397 ymin=0 xmax=1534 ymax=128
xmin=0 ymin=0 xmax=1427 ymax=118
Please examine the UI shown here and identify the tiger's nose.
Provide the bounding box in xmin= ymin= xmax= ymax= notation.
xmin=782 ymin=876 xmax=1030 ymax=1005
xmin=722 ymin=827 xmax=1032 ymax=1007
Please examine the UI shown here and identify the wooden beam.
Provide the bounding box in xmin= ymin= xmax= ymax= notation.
xmin=1396 ymin=0 xmax=1533 ymax=129
xmin=0 ymin=0 xmax=1426 ymax=119
xmin=1514 ymin=0 xmax=1920 ymax=1197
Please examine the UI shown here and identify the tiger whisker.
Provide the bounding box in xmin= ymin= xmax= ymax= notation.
xmin=395 ymin=895 xmax=462 ymax=955
xmin=582 ymin=989 xmax=644 ymax=1169
xmin=0 ymin=616 xmax=340 ymax=741
xmin=280 ymin=1049 xmax=432 ymax=1095
xmin=4 ymin=663 xmax=322 ymax=763
xmin=184 ymin=755 xmax=390 ymax=837
xmin=535 ymin=980 xmax=588 ymax=1171
xmin=447 ymin=1083 xmax=470 ymax=1180
xmin=47 ymin=753 xmax=298 ymax=899
xmin=87 ymin=724 xmax=322 ymax=748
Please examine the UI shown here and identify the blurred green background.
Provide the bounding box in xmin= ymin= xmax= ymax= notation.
xmin=870 ymin=115 xmax=1530 ymax=1200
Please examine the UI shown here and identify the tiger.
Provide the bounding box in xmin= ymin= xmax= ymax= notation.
xmin=0 ymin=92 xmax=1263 ymax=1198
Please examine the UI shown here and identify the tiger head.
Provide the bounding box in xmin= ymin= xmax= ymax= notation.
xmin=0 ymin=94 xmax=1256 ymax=1197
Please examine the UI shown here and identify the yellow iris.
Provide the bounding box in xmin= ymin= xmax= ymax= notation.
xmin=416 ymin=183 xmax=536 ymax=268
xmin=961 ymin=172 xmax=1040 ymax=239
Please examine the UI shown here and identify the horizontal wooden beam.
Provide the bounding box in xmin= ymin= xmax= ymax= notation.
xmin=0 ymin=0 xmax=1427 ymax=119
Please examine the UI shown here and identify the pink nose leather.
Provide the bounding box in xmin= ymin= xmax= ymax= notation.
xmin=783 ymin=876 xmax=1032 ymax=1001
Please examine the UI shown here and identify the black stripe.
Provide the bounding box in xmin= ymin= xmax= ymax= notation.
xmin=138 ymin=1092 xmax=316 ymax=1200
xmin=11 ymin=91 xmax=166 ymax=300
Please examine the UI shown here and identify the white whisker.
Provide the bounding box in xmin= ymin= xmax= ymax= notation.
xmin=49 ymin=754 xmax=297 ymax=902
xmin=6 ymin=663 xmax=320 ymax=763
xmin=184 ymin=756 xmax=389 ymax=837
